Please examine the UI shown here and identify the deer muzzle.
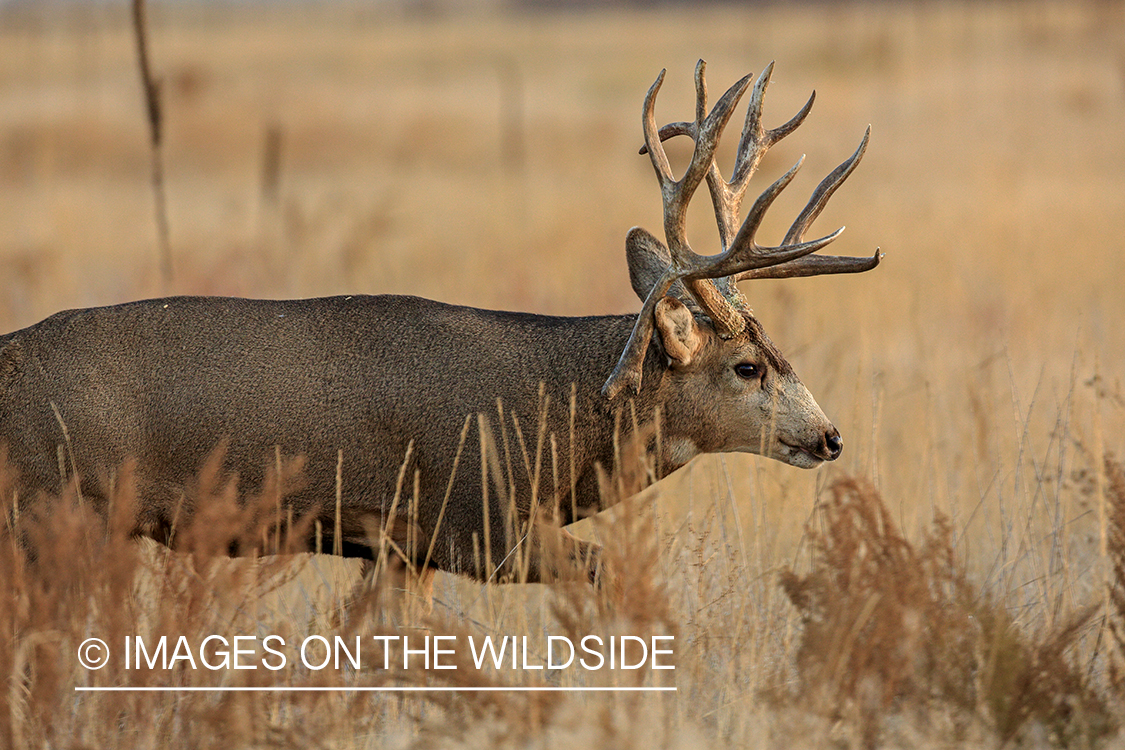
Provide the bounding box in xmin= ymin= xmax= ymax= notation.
xmin=778 ymin=425 xmax=842 ymax=468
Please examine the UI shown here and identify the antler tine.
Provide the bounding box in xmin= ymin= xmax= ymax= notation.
xmin=694 ymin=63 xmax=755 ymax=178
xmin=738 ymin=248 xmax=882 ymax=280
xmin=641 ymin=122 xmax=693 ymax=151
xmin=690 ymin=225 xmax=847 ymax=282
xmin=763 ymin=88 xmax=816 ymax=150
xmin=727 ymin=61 xmax=775 ymax=193
xmin=641 ymin=69 xmax=675 ymax=187
xmin=729 ymin=154 xmax=805 ymax=255
xmin=693 ymin=58 xmax=708 ymax=130
xmin=781 ymin=126 xmax=870 ymax=247
xmin=602 ymin=256 xmax=676 ymax=400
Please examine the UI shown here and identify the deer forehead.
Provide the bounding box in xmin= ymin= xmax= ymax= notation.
xmin=697 ymin=312 xmax=796 ymax=378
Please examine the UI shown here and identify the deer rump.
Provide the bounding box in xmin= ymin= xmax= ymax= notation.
xmin=0 ymin=293 xmax=634 ymax=581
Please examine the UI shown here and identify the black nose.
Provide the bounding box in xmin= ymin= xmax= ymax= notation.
xmin=824 ymin=429 xmax=843 ymax=460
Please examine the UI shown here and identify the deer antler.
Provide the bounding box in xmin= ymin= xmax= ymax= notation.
xmin=602 ymin=61 xmax=881 ymax=399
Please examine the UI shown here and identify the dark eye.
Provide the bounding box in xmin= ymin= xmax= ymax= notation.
xmin=735 ymin=362 xmax=763 ymax=380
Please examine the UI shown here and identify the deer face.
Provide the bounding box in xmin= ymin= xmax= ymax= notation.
xmin=652 ymin=296 xmax=842 ymax=471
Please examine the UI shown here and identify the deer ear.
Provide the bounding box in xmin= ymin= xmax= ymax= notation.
xmin=625 ymin=227 xmax=672 ymax=302
xmin=654 ymin=297 xmax=703 ymax=368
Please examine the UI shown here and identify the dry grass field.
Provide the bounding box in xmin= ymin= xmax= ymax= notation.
xmin=3 ymin=0 xmax=1125 ymax=747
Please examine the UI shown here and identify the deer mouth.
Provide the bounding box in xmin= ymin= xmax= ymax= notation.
xmin=778 ymin=441 xmax=827 ymax=469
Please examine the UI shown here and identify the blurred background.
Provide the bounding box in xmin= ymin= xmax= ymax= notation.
xmin=4 ymin=0 xmax=1125 ymax=743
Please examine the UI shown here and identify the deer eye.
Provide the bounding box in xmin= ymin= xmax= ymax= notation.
xmin=735 ymin=362 xmax=762 ymax=381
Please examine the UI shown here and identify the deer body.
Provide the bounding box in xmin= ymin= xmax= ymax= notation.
xmin=0 ymin=291 xmax=838 ymax=581
xmin=1 ymin=62 xmax=880 ymax=591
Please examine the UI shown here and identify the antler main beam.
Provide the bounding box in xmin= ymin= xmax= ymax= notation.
xmin=603 ymin=61 xmax=881 ymax=400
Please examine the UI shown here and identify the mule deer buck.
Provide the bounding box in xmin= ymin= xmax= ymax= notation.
xmin=0 ymin=61 xmax=878 ymax=607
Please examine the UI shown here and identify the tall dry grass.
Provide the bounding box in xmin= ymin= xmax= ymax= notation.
xmin=2 ymin=0 xmax=1125 ymax=746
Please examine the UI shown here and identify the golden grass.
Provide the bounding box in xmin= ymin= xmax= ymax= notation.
xmin=2 ymin=0 xmax=1125 ymax=746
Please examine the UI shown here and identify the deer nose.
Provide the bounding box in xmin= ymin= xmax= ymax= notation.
xmin=824 ymin=429 xmax=843 ymax=460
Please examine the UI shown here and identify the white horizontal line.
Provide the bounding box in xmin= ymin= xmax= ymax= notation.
xmin=76 ymin=686 xmax=675 ymax=693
